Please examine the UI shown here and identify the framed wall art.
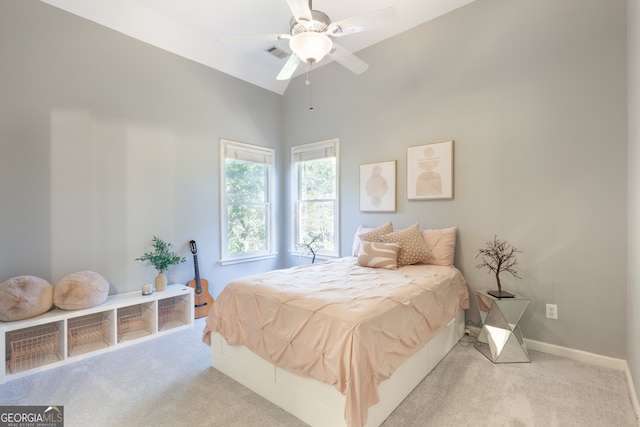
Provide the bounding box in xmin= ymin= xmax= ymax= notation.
xmin=407 ymin=140 xmax=454 ymax=200
xmin=359 ymin=160 xmax=396 ymax=212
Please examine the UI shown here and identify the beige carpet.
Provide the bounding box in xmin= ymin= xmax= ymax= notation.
xmin=1 ymin=318 xmax=637 ymax=427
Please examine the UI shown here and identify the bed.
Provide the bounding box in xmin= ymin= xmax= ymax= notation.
xmin=203 ymin=246 xmax=469 ymax=426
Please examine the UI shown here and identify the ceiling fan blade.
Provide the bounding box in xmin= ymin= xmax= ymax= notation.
xmin=329 ymin=44 xmax=369 ymax=75
xmin=221 ymin=34 xmax=290 ymax=43
xmin=327 ymin=7 xmax=397 ymax=37
xmin=286 ymin=0 xmax=313 ymax=23
xmin=277 ymin=54 xmax=302 ymax=80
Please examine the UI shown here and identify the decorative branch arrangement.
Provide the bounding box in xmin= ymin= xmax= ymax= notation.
xmin=299 ymin=234 xmax=321 ymax=264
xmin=475 ymin=236 xmax=522 ymax=298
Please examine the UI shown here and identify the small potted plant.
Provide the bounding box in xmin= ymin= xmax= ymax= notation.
xmin=475 ymin=236 xmax=523 ymax=298
xmin=136 ymin=235 xmax=185 ymax=292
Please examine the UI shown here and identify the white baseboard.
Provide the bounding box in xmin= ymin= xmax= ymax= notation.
xmin=525 ymin=338 xmax=626 ymax=370
xmin=625 ymin=362 xmax=640 ymax=426
xmin=525 ymin=338 xmax=640 ymax=425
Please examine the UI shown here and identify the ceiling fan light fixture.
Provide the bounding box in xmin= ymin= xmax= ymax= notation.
xmin=289 ymin=32 xmax=333 ymax=64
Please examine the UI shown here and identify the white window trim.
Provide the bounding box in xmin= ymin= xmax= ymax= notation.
xmin=218 ymin=253 xmax=277 ymax=266
xmin=220 ymin=139 xmax=276 ymax=264
xmin=290 ymin=138 xmax=340 ymax=258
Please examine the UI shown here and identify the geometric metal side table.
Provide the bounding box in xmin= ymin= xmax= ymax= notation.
xmin=474 ymin=291 xmax=530 ymax=363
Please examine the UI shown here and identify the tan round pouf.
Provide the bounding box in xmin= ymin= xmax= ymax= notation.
xmin=54 ymin=271 xmax=109 ymax=310
xmin=0 ymin=275 xmax=54 ymax=321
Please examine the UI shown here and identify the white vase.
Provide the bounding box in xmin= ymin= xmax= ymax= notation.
xmin=155 ymin=272 xmax=167 ymax=292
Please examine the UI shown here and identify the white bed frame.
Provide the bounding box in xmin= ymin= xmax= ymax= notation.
xmin=210 ymin=309 xmax=465 ymax=427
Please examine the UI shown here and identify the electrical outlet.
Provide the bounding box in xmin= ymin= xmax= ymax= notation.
xmin=466 ymin=325 xmax=481 ymax=336
xmin=546 ymin=304 xmax=558 ymax=319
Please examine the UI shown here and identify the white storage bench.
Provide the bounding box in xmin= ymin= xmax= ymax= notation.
xmin=0 ymin=284 xmax=193 ymax=383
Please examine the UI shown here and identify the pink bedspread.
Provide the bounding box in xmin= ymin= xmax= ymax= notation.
xmin=203 ymin=258 xmax=469 ymax=427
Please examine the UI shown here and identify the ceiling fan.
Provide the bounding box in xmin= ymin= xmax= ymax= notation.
xmin=222 ymin=0 xmax=397 ymax=81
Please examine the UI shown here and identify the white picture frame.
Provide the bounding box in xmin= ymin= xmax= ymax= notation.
xmin=359 ymin=160 xmax=397 ymax=212
xmin=407 ymin=140 xmax=454 ymax=200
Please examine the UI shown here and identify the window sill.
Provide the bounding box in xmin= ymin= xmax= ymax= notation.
xmin=289 ymin=251 xmax=341 ymax=261
xmin=218 ymin=253 xmax=277 ymax=266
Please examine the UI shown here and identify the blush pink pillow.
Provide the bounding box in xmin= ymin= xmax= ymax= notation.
xmin=421 ymin=227 xmax=457 ymax=266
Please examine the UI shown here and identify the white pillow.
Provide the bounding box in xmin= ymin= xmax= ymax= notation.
xmin=352 ymin=225 xmax=372 ymax=256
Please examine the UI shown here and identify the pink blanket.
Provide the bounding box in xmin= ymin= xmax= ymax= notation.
xmin=203 ymin=258 xmax=469 ymax=427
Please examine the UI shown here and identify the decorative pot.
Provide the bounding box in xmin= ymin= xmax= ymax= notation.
xmin=487 ymin=289 xmax=515 ymax=299
xmin=155 ymin=272 xmax=167 ymax=292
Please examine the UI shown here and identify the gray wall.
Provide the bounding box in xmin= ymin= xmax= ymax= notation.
xmin=0 ymin=0 xmax=630 ymax=362
xmin=283 ymin=0 xmax=628 ymax=358
xmin=628 ymin=0 xmax=640 ymax=405
xmin=0 ymin=1 xmax=282 ymax=297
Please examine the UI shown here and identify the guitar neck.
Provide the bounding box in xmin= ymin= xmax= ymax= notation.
xmin=193 ymin=255 xmax=202 ymax=289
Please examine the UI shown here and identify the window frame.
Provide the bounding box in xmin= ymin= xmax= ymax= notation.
xmin=290 ymin=138 xmax=340 ymax=259
xmin=220 ymin=139 xmax=276 ymax=265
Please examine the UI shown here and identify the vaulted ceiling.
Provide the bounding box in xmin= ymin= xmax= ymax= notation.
xmin=40 ymin=0 xmax=476 ymax=95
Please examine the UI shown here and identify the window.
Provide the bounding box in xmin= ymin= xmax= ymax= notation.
xmin=291 ymin=139 xmax=340 ymax=258
xmin=220 ymin=139 xmax=275 ymax=264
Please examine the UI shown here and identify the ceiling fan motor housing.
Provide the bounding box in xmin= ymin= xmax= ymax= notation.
xmin=290 ymin=10 xmax=330 ymax=35
xmin=288 ymin=9 xmax=334 ymax=64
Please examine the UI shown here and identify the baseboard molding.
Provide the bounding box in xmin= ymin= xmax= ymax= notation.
xmin=525 ymin=338 xmax=640 ymax=425
xmin=525 ymin=338 xmax=626 ymax=370
xmin=624 ymin=362 xmax=640 ymax=426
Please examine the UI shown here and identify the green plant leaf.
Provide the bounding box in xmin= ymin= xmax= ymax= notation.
xmin=136 ymin=235 xmax=186 ymax=273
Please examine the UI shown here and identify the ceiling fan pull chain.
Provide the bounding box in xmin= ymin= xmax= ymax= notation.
xmin=305 ymin=61 xmax=312 ymax=85
xmin=306 ymin=62 xmax=314 ymax=111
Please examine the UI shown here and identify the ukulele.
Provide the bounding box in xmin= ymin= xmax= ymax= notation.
xmin=188 ymin=240 xmax=214 ymax=319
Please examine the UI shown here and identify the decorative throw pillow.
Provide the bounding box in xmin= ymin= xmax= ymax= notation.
xmin=54 ymin=271 xmax=110 ymax=310
xmin=382 ymin=224 xmax=431 ymax=266
xmin=357 ymin=242 xmax=401 ymax=269
xmin=0 ymin=276 xmax=54 ymax=321
xmin=358 ymin=221 xmax=393 ymax=243
xmin=352 ymin=225 xmax=373 ymax=256
xmin=422 ymin=227 xmax=457 ymax=266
